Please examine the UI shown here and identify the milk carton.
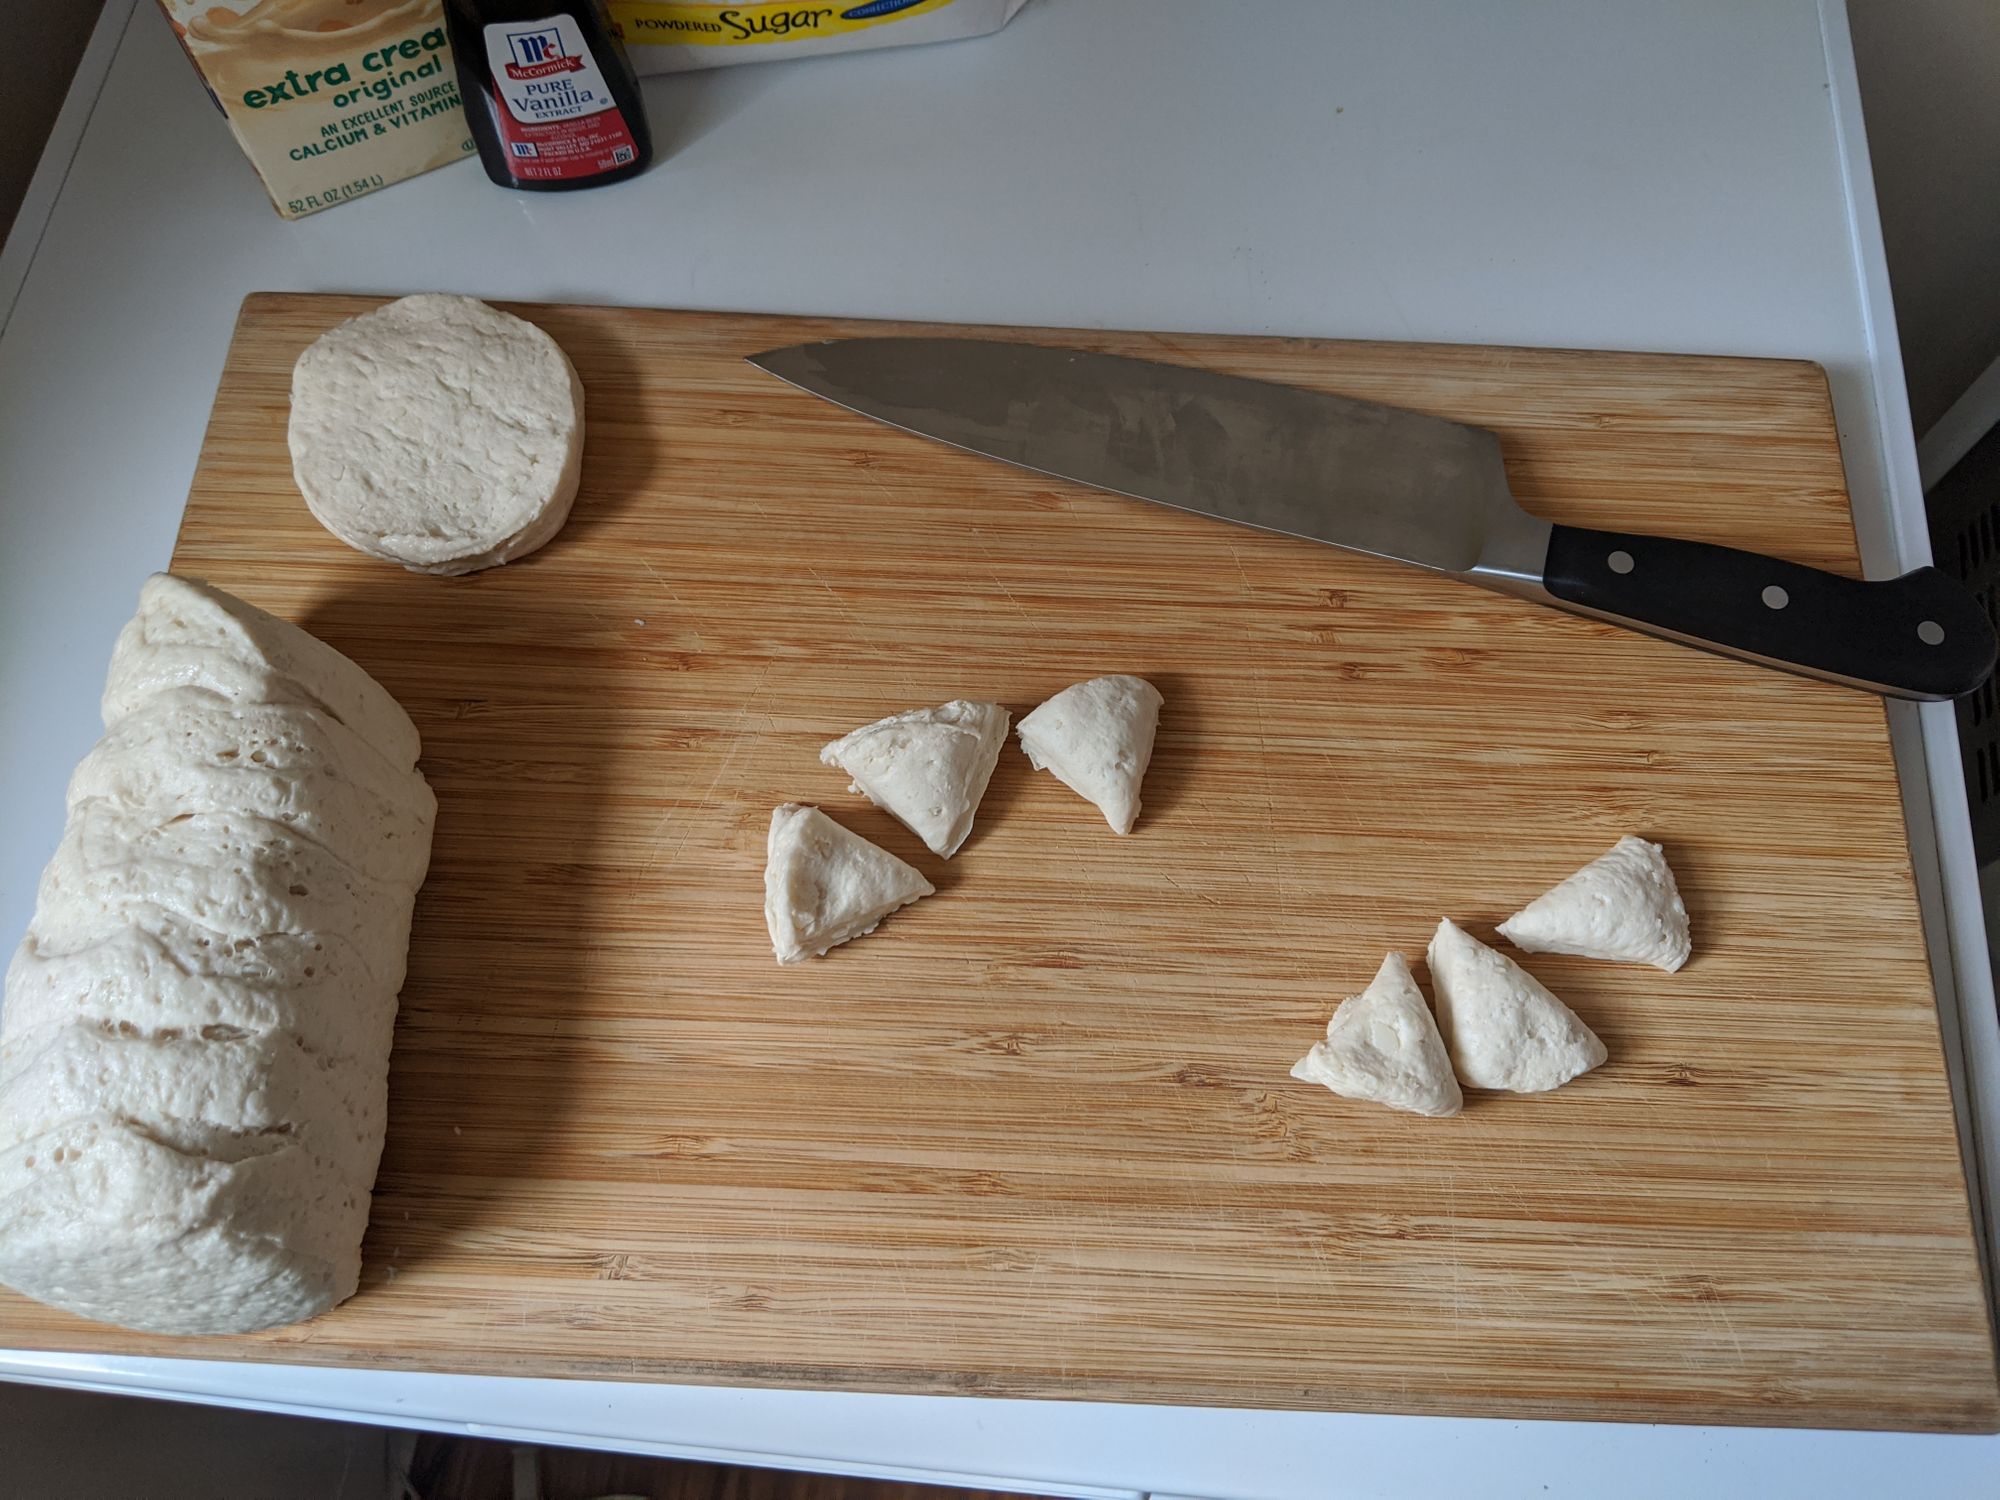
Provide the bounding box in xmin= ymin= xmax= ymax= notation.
xmin=158 ymin=1 xmax=476 ymax=219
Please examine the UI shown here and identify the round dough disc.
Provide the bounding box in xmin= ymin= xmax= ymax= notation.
xmin=288 ymin=294 xmax=584 ymax=575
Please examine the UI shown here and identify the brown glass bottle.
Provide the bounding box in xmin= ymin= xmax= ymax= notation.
xmin=444 ymin=0 xmax=652 ymax=191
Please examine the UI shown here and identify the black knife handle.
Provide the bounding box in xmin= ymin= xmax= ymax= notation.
xmin=1541 ymin=524 xmax=1996 ymax=700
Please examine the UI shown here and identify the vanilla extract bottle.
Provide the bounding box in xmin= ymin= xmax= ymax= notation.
xmin=444 ymin=0 xmax=652 ymax=191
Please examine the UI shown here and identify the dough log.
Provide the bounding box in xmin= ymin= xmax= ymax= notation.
xmin=0 ymin=575 xmax=433 ymax=1334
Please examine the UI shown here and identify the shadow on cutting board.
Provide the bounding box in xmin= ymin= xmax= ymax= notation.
xmin=1133 ymin=669 xmax=1198 ymax=828
xmin=302 ymin=573 xmax=626 ymax=1286
xmin=529 ymin=310 xmax=661 ymax=557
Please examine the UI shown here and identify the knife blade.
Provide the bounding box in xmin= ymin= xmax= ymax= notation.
xmin=748 ymin=337 xmax=1995 ymax=700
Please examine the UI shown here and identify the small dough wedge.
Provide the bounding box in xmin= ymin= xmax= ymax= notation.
xmin=1498 ymin=836 xmax=1691 ymax=972
xmin=820 ymin=700 xmax=1010 ymax=858
xmin=1291 ymin=952 xmax=1462 ymax=1117
xmin=288 ymin=294 xmax=585 ymax=576
xmin=1016 ymin=675 xmax=1162 ymax=834
xmin=1427 ymin=918 xmax=1606 ymax=1093
xmin=764 ymin=805 xmax=935 ymax=963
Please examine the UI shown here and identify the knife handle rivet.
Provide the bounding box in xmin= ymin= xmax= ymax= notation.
xmin=1607 ymin=550 xmax=1635 ymax=575
xmin=1762 ymin=585 xmax=1790 ymax=610
xmin=1918 ymin=620 xmax=1946 ymax=646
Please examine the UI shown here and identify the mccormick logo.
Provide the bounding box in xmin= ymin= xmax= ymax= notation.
xmin=504 ymin=27 xmax=585 ymax=80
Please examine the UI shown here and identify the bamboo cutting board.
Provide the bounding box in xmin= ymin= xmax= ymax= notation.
xmin=2 ymin=293 xmax=1995 ymax=1432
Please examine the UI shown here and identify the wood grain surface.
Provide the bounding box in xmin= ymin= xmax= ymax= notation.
xmin=1 ymin=293 xmax=1994 ymax=1431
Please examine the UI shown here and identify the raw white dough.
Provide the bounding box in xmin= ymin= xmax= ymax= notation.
xmin=69 ymin=689 xmax=434 ymax=887
xmin=820 ymin=700 xmax=1009 ymax=858
xmin=0 ymin=1022 xmax=387 ymax=1187
xmin=0 ymin=575 xmax=431 ymax=1335
xmin=102 ymin=574 xmax=423 ymax=770
xmin=1426 ymin=918 xmax=1606 ymax=1093
xmin=1016 ymin=675 xmax=1163 ymax=834
xmin=0 ymin=1117 xmax=370 ymax=1335
xmin=288 ymin=294 xmax=585 ymax=575
xmin=764 ymin=804 xmax=934 ymax=963
xmin=1499 ymin=836 xmax=1692 ymax=972
xmin=34 ymin=804 xmax=411 ymax=974
xmin=1291 ymin=952 xmax=1462 ymax=1117
xmin=4 ymin=924 xmax=399 ymax=1068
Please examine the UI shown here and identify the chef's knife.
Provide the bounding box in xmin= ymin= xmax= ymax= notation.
xmin=748 ymin=338 xmax=1995 ymax=700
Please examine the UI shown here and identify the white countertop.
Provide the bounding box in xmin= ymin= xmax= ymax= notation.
xmin=3 ymin=2 xmax=1996 ymax=1495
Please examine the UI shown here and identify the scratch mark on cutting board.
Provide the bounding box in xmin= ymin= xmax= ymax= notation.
xmin=1223 ymin=555 xmax=1279 ymax=876
xmin=644 ymin=664 xmax=771 ymax=872
xmin=762 ymin=506 xmax=925 ymax=701
xmin=1162 ymin=871 xmax=1220 ymax=908
xmin=968 ymin=523 xmax=1035 ymax=629
xmin=1245 ymin=654 xmax=1304 ymax=977
xmin=803 ymin=562 xmax=868 ymax=635
xmin=1226 ymin=542 xmax=1254 ymax=598
xmin=637 ymin=557 xmax=709 ymax=651
xmin=1709 ymin=1291 xmax=1747 ymax=1367
xmin=1446 ymin=1175 xmax=1464 ymax=1330
xmin=746 ymin=495 xmax=890 ymax=671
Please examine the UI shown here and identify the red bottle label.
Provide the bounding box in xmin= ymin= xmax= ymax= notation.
xmin=482 ymin=14 xmax=637 ymax=182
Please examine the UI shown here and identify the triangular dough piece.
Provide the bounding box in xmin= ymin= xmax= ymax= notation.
xmin=1016 ymin=675 xmax=1162 ymax=834
xmin=1290 ymin=952 xmax=1462 ymax=1117
xmin=763 ymin=805 xmax=935 ymax=964
xmin=820 ymin=700 xmax=1010 ymax=858
xmin=1427 ymin=918 xmax=1606 ymax=1093
xmin=1498 ymin=836 xmax=1691 ymax=972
